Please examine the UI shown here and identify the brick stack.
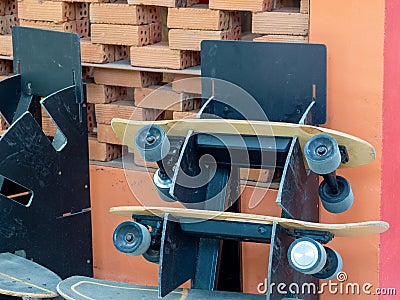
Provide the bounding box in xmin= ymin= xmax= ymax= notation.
xmin=168 ymin=4 xmax=241 ymax=51
xmin=87 ymin=3 xmax=162 ymax=63
xmin=18 ymin=0 xmax=89 ymax=37
xmin=127 ymin=0 xmax=200 ymax=70
xmin=252 ymin=0 xmax=309 ymax=42
xmin=0 ymin=0 xmax=17 ymax=56
xmin=0 ymin=0 xmax=311 ymax=168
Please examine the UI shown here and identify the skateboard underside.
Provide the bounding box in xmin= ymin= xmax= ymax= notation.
xmin=111 ymin=118 xmax=375 ymax=169
xmin=110 ymin=206 xmax=389 ymax=237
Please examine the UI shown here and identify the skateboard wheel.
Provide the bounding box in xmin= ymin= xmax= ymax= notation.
xmin=143 ymin=249 xmax=160 ymax=264
xmin=288 ymin=237 xmax=327 ymax=275
xmin=304 ymin=134 xmax=341 ymax=175
xmin=319 ymin=176 xmax=354 ymax=213
xmin=313 ymin=247 xmax=343 ymax=280
xmin=113 ymin=221 xmax=151 ymax=256
xmin=135 ymin=125 xmax=170 ymax=162
xmin=153 ymin=169 xmax=176 ymax=202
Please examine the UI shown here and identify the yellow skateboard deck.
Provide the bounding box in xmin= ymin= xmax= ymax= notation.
xmin=110 ymin=206 xmax=389 ymax=237
xmin=111 ymin=118 xmax=375 ymax=169
xmin=0 ymin=253 xmax=61 ymax=298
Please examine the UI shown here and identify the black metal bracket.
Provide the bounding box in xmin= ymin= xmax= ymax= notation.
xmin=131 ymin=213 xmax=328 ymax=299
xmin=129 ymin=41 xmax=328 ymax=299
xmin=0 ymin=27 xmax=92 ymax=278
xmin=201 ymin=41 xmax=327 ymax=124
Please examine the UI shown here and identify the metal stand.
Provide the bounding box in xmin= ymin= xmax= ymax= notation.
xmin=0 ymin=27 xmax=92 ymax=278
xmin=123 ymin=41 xmax=328 ymax=299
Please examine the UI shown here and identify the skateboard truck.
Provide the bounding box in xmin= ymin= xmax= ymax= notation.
xmin=286 ymin=229 xmax=341 ymax=280
xmin=287 ymin=237 xmax=343 ymax=281
xmin=304 ymin=134 xmax=354 ymax=213
xmin=135 ymin=124 xmax=185 ymax=202
xmin=113 ymin=213 xmax=343 ymax=289
xmin=113 ymin=216 xmax=163 ymax=263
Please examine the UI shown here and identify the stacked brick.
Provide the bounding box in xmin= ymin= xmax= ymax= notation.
xmin=18 ymin=0 xmax=89 ymax=38
xmin=0 ymin=0 xmax=311 ymax=165
xmin=167 ymin=5 xmax=241 ymax=51
xmin=0 ymin=0 xmax=17 ymax=56
xmin=252 ymin=0 xmax=310 ymax=42
xmin=83 ymin=2 xmax=162 ymax=161
xmin=86 ymin=4 xmax=162 ymax=64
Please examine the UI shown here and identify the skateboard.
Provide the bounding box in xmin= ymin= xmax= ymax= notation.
xmin=57 ymin=276 xmax=264 ymax=300
xmin=110 ymin=206 xmax=388 ymax=280
xmin=0 ymin=252 xmax=61 ymax=298
xmin=111 ymin=118 xmax=375 ymax=213
xmin=111 ymin=118 xmax=375 ymax=169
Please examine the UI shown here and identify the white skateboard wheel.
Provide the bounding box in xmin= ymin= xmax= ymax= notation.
xmin=319 ymin=176 xmax=354 ymax=213
xmin=113 ymin=221 xmax=151 ymax=256
xmin=153 ymin=169 xmax=176 ymax=202
xmin=304 ymin=134 xmax=341 ymax=175
xmin=313 ymin=247 xmax=343 ymax=280
xmin=288 ymin=237 xmax=327 ymax=275
xmin=135 ymin=125 xmax=170 ymax=162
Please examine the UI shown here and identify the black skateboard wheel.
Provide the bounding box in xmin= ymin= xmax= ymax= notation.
xmin=153 ymin=169 xmax=176 ymax=202
xmin=313 ymin=247 xmax=343 ymax=280
xmin=143 ymin=248 xmax=160 ymax=264
xmin=113 ymin=221 xmax=151 ymax=256
xmin=288 ymin=237 xmax=327 ymax=275
xmin=319 ymin=176 xmax=354 ymax=213
xmin=135 ymin=125 xmax=170 ymax=162
xmin=304 ymin=134 xmax=341 ymax=175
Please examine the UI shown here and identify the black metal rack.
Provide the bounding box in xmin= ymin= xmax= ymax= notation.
xmin=0 ymin=27 xmax=92 ymax=278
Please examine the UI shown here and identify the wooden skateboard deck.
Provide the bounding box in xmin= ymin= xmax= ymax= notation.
xmin=0 ymin=253 xmax=61 ymax=298
xmin=110 ymin=206 xmax=389 ymax=237
xmin=111 ymin=118 xmax=376 ymax=169
xmin=57 ymin=276 xmax=264 ymax=300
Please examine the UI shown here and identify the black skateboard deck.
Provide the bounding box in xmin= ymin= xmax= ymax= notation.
xmin=0 ymin=253 xmax=61 ymax=298
xmin=57 ymin=276 xmax=264 ymax=300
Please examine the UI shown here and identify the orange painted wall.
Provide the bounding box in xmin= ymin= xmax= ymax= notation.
xmin=90 ymin=165 xmax=282 ymax=291
xmin=90 ymin=165 xmax=158 ymax=284
xmin=309 ymin=1 xmax=384 ymax=299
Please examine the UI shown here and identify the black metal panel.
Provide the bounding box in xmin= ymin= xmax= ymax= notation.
xmin=42 ymin=85 xmax=91 ymax=213
xmin=215 ymin=193 xmax=242 ymax=293
xmin=191 ymin=167 xmax=231 ymax=290
xmin=12 ymin=93 xmax=33 ymax=123
xmin=12 ymin=27 xmax=84 ymax=103
xmin=267 ymin=222 xmax=319 ymax=300
xmin=192 ymin=167 xmax=243 ymax=292
xmin=192 ymin=238 xmax=221 ymax=290
xmin=159 ymin=213 xmax=198 ymax=298
xmin=0 ymin=86 xmax=92 ymax=278
xmin=0 ymin=75 xmax=21 ymax=124
xmin=201 ymin=41 xmax=326 ymax=124
xmin=277 ymin=137 xmax=319 ymax=222
xmin=196 ymin=133 xmax=291 ymax=169
xmin=171 ymin=132 xmax=209 ymax=204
